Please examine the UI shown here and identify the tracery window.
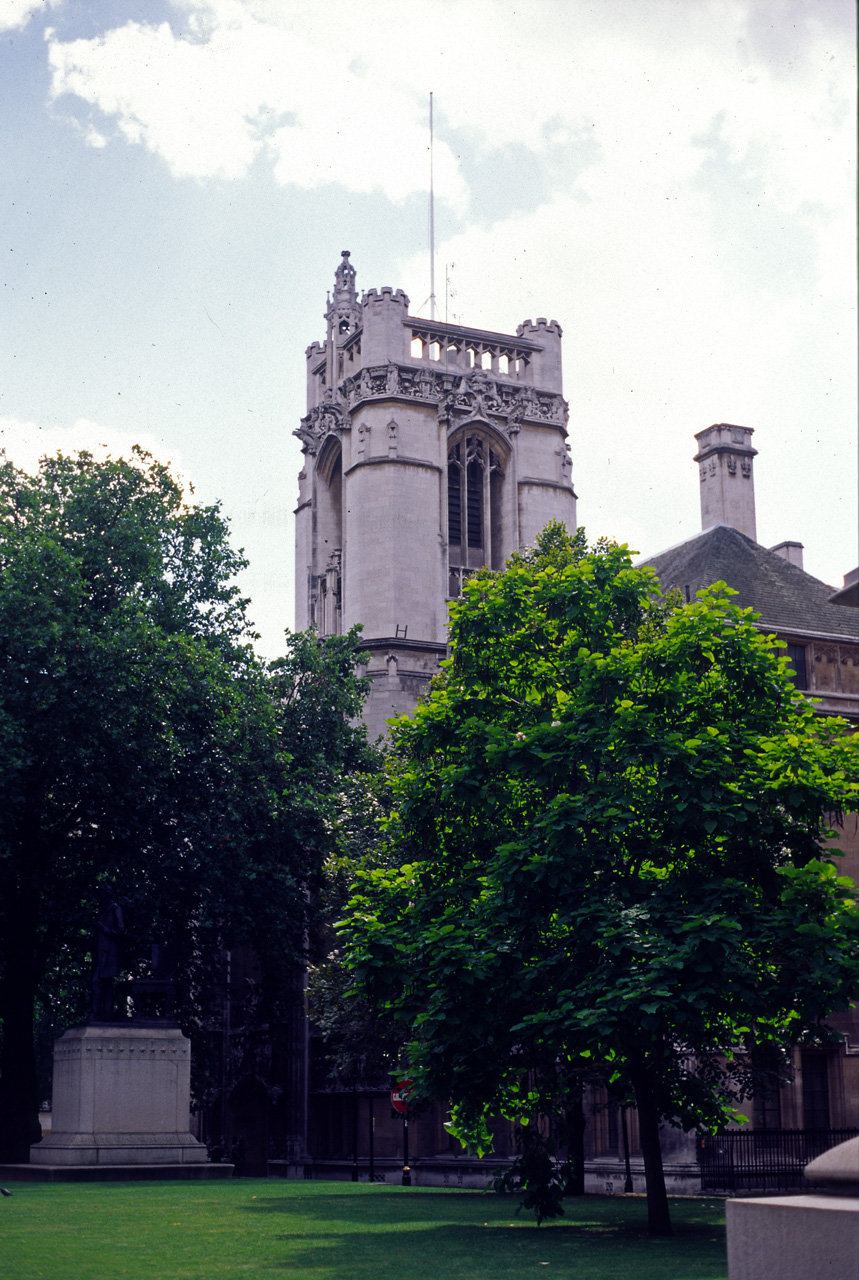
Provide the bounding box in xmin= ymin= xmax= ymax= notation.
xmin=447 ymin=433 xmax=504 ymax=596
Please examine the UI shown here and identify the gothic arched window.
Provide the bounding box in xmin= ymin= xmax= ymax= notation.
xmin=447 ymin=432 xmax=504 ymax=596
xmin=313 ymin=438 xmax=343 ymax=635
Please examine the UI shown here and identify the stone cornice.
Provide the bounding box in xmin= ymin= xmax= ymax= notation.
xmin=343 ymin=456 xmax=442 ymax=478
xmin=519 ymin=476 xmax=577 ymax=495
xmin=295 ymin=367 xmax=569 ymax=457
xmin=342 ymin=365 xmax=568 ymax=431
xmin=356 ymin=636 xmax=449 ymax=655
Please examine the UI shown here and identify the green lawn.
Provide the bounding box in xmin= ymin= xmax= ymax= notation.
xmin=0 ymin=1180 xmax=727 ymax=1280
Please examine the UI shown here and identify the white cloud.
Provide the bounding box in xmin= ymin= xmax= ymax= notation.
xmin=0 ymin=0 xmax=61 ymax=34
xmin=0 ymin=416 xmax=189 ymax=489
xmin=22 ymin=0 xmax=857 ymax=599
xmin=46 ymin=4 xmax=467 ymax=204
xmin=42 ymin=1 xmax=854 ymax=240
xmin=396 ymin=109 xmax=856 ymax=578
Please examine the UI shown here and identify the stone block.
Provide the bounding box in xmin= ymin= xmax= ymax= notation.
xmin=31 ymin=1024 xmax=208 ymax=1168
xmin=726 ymin=1195 xmax=859 ymax=1280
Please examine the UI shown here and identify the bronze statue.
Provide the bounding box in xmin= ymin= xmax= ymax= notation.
xmin=91 ymin=887 xmax=124 ymax=1021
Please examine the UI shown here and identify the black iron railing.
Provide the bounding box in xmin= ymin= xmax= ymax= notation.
xmin=697 ymin=1129 xmax=859 ymax=1192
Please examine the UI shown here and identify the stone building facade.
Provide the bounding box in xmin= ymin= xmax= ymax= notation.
xmin=291 ymin=262 xmax=858 ymax=1191
xmin=294 ymin=251 xmax=576 ymax=738
xmin=636 ymin=426 xmax=859 ymax=1193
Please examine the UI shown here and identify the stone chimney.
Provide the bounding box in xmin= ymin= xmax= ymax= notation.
xmin=693 ymin=423 xmax=757 ymax=542
xmin=770 ymin=540 xmax=804 ymax=570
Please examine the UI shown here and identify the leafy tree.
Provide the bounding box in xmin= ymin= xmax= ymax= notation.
xmin=345 ymin=525 xmax=859 ymax=1235
xmin=0 ymin=448 xmax=369 ymax=1160
xmin=307 ymin=773 xmax=406 ymax=1091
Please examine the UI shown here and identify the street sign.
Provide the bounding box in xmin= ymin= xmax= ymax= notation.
xmin=391 ymin=1079 xmax=412 ymax=1115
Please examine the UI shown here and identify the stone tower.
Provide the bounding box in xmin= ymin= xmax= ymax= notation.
xmin=294 ymin=251 xmax=577 ymax=738
xmin=693 ymin=423 xmax=758 ymax=542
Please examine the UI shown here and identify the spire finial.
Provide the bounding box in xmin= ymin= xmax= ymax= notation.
xmin=327 ymin=250 xmax=360 ymax=335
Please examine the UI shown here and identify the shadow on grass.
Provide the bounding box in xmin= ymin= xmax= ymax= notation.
xmin=260 ymin=1222 xmax=727 ymax=1280
xmin=241 ymin=1192 xmax=727 ymax=1280
xmin=244 ymin=1189 xmax=722 ymax=1233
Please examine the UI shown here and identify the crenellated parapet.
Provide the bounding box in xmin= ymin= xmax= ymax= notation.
xmin=515 ymin=318 xmax=563 ymax=393
xmin=516 ymin=317 xmax=563 ymax=338
xmin=362 ymin=287 xmax=410 ymax=308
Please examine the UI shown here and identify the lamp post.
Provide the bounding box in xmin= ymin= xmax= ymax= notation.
xmin=621 ymin=1106 xmax=633 ymax=1193
xmin=351 ymin=1079 xmax=359 ymax=1182
xmin=391 ymin=1079 xmax=412 ymax=1187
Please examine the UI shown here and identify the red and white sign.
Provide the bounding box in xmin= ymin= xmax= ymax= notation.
xmin=391 ymin=1079 xmax=412 ymax=1114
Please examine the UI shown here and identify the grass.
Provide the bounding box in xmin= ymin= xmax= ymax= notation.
xmin=0 ymin=1180 xmax=727 ymax=1280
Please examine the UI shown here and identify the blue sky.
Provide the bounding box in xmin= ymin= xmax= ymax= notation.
xmin=2 ymin=0 xmax=856 ymax=656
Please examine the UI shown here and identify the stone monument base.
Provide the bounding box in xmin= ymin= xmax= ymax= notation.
xmin=30 ymin=1023 xmax=213 ymax=1171
xmin=726 ymin=1194 xmax=859 ymax=1280
xmin=727 ymin=1136 xmax=859 ymax=1280
xmin=0 ymin=1161 xmax=232 ymax=1182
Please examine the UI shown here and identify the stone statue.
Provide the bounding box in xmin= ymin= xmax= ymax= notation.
xmin=91 ymin=887 xmax=125 ymax=1021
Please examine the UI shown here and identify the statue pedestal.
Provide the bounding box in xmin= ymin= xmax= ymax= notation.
xmin=727 ymin=1137 xmax=859 ymax=1280
xmin=30 ymin=1024 xmax=210 ymax=1168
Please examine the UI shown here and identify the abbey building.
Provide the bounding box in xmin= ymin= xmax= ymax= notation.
xmin=294 ymin=251 xmax=577 ymax=738
xmin=288 ymin=253 xmax=858 ymax=1191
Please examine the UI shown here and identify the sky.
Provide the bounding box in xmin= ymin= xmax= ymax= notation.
xmin=2 ymin=0 xmax=856 ymax=658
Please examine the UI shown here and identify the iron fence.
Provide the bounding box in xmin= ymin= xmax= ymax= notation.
xmin=697 ymin=1129 xmax=859 ymax=1193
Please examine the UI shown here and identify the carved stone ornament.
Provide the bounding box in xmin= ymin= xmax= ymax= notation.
xmin=439 ymin=370 xmax=505 ymax=423
xmin=436 ymin=370 xmax=567 ymax=434
xmin=338 ymin=364 xmax=568 ymax=434
xmin=294 ymin=393 xmax=350 ymax=454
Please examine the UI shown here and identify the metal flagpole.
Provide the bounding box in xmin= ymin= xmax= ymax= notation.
xmin=429 ymin=91 xmax=437 ymax=321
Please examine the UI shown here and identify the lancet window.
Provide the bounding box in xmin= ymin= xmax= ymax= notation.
xmin=312 ymin=441 xmax=343 ymax=635
xmin=447 ymin=433 xmax=504 ymax=596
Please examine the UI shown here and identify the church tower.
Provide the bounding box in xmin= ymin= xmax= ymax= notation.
xmin=295 ymin=251 xmax=577 ymax=738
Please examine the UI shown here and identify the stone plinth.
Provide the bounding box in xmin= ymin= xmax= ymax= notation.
xmin=30 ymin=1024 xmax=208 ymax=1168
xmin=726 ymin=1195 xmax=859 ymax=1280
xmin=727 ymin=1137 xmax=859 ymax=1280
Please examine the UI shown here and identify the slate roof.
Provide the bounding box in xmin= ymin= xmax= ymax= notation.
xmin=640 ymin=524 xmax=859 ymax=642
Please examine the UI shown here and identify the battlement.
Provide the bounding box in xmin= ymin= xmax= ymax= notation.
xmin=308 ymin=252 xmax=564 ymax=396
xmin=517 ymin=318 xmax=563 ymax=338
xmin=362 ymin=287 xmax=410 ymax=308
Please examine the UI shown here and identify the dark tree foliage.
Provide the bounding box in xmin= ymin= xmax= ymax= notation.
xmin=307 ymin=773 xmax=406 ymax=1091
xmin=345 ymin=524 xmax=859 ymax=1235
xmin=0 ymin=448 xmax=370 ymax=1160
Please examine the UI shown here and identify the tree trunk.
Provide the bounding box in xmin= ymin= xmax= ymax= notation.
xmin=565 ymin=1082 xmax=586 ymax=1195
xmin=629 ymin=1059 xmax=672 ymax=1237
xmin=0 ymin=891 xmax=42 ymax=1162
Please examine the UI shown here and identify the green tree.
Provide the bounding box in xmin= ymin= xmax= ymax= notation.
xmin=345 ymin=526 xmax=859 ymax=1235
xmin=0 ymin=448 xmax=369 ymax=1160
xmin=307 ymin=773 xmax=406 ymax=1091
